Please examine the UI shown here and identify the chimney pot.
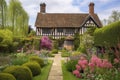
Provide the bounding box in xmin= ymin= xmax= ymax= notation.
xmin=89 ymin=2 xmax=94 ymax=15
xmin=40 ymin=3 xmax=46 ymax=13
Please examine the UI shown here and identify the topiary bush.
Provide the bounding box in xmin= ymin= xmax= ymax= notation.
xmin=3 ymin=66 xmax=32 ymax=80
xmin=66 ymin=60 xmax=78 ymax=72
xmin=29 ymin=56 xmax=44 ymax=67
xmin=23 ymin=61 xmax=41 ymax=76
xmin=0 ymin=73 xmax=16 ymax=80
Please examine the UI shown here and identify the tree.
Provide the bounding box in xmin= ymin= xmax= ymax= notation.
xmin=102 ymin=10 xmax=120 ymax=25
xmin=0 ymin=0 xmax=7 ymax=28
xmin=8 ymin=0 xmax=29 ymax=36
xmin=108 ymin=10 xmax=120 ymax=23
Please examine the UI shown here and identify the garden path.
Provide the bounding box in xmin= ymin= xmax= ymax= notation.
xmin=48 ymin=53 xmax=63 ymax=80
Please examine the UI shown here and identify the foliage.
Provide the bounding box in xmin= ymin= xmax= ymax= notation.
xmin=81 ymin=34 xmax=94 ymax=49
xmin=40 ymin=36 xmax=52 ymax=50
xmin=29 ymin=56 xmax=44 ymax=67
xmin=0 ymin=0 xmax=7 ymax=28
xmin=94 ymin=21 xmax=120 ymax=47
xmin=66 ymin=60 xmax=78 ymax=72
xmin=8 ymin=0 xmax=29 ymax=36
xmin=61 ymin=50 xmax=70 ymax=57
xmin=0 ymin=56 xmax=11 ymax=66
xmin=103 ymin=10 xmax=120 ymax=25
xmin=71 ymin=51 xmax=81 ymax=56
xmin=48 ymin=53 xmax=55 ymax=57
xmin=62 ymin=61 xmax=80 ymax=80
xmin=3 ymin=66 xmax=32 ymax=80
xmin=32 ymin=38 xmax=40 ymax=50
xmin=74 ymin=33 xmax=80 ymax=50
xmin=23 ymin=61 xmax=41 ymax=76
xmin=33 ymin=60 xmax=53 ymax=80
xmin=11 ymin=53 xmax=29 ymax=65
xmin=0 ymin=73 xmax=16 ymax=80
xmin=11 ymin=57 xmax=28 ymax=65
xmin=72 ymin=55 xmax=113 ymax=79
xmin=77 ymin=45 xmax=87 ymax=54
xmin=0 ymin=29 xmax=13 ymax=52
xmin=51 ymin=49 xmax=58 ymax=54
xmin=53 ymin=40 xmax=59 ymax=50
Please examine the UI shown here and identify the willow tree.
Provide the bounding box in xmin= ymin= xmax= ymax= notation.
xmin=8 ymin=0 xmax=29 ymax=36
xmin=0 ymin=0 xmax=7 ymax=28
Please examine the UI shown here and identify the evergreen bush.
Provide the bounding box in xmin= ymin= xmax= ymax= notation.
xmin=23 ymin=61 xmax=41 ymax=76
xmin=30 ymin=56 xmax=44 ymax=67
xmin=0 ymin=73 xmax=16 ymax=80
xmin=3 ymin=66 xmax=32 ymax=80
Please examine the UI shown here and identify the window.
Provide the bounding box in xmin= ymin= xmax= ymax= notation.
xmin=42 ymin=28 xmax=51 ymax=34
xmin=65 ymin=28 xmax=75 ymax=34
xmin=57 ymin=28 xmax=63 ymax=33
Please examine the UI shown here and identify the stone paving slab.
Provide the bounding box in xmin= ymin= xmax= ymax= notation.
xmin=48 ymin=53 xmax=63 ymax=80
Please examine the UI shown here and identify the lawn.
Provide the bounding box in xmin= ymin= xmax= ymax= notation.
xmin=62 ymin=61 xmax=80 ymax=80
xmin=33 ymin=60 xmax=53 ymax=80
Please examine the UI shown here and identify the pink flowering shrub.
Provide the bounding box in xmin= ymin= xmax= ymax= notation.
xmin=72 ymin=70 xmax=81 ymax=78
xmin=73 ymin=55 xmax=113 ymax=79
xmin=40 ymin=36 xmax=52 ymax=50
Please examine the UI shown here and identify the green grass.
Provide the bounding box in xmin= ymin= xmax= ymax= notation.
xmin=33 ymin=60 xmax=53 ymax=80
xmin=62 ymin=61 xmax=80 ymax=80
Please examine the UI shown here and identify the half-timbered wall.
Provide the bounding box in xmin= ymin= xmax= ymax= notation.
xmin=36 ymin=18 xmax=98 ymax=39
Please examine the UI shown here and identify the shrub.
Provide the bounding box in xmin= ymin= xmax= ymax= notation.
xmin=11 ymin=57 xmax=28 ymax=65
xmin=74 ymin=33 xmax=80 ymax=50
xmin=0 ymin=73 xmax=16 ymax=80
xmin=51 ymin=49 xmax=58 ymax=54
xmin=48 ymin=53 xmax=55 ymax=57
xmin=61 ymin=50 xmax=70 ymax=57
xmin=3 ymin=66 xmax=32 ymax=80
xmin=33 ymin=39 xmax=40 ymax=50
xmin=23 ymin=61 xmax=41 ymax=76
xmin=30 ymin=56 xmax=44 ymax=67
xmin=40 ymin=36 xmax=52 ymax=50
xmin=94 ymin=21 xmax=120 ymax=47
xmin=66 ymin=60 xmax=78 ymax=72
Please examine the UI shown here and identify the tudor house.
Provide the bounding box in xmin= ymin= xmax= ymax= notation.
xmin=35 ymin=2 xmax=102 ymax=39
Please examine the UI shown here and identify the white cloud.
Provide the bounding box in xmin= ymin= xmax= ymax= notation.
xmin=5 ymin=0 xmax=120 ymax=29
xmin=13 ymin=0 xmax=82 ymax=29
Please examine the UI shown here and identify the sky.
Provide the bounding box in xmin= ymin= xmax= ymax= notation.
xmin=6 ymin=0 xmax=120 ymax=30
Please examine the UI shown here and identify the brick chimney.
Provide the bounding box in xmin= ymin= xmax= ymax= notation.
xmin=89 ymin=2 xmax=94 ymax=15
xmin=40 ymin=3 xmax=46 ymax=13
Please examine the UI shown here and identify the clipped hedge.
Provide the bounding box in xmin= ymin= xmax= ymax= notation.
xmin=23 ymin=61 xmax=41 ymax=76
xmin=29 ymin=56 xmax=44 ymax=67
xmin=3 ymin=66 xmax=32 ymax=80
xmin=94 ymin=21 xmax=120 ymax=47
xmin=0 ymin=73 xmax=16 ymax=80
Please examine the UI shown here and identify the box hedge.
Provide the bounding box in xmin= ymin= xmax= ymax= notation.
xmin=3 ymin=66 xmax=32 ymax=80
xmin=0 ymin=73 xmax=16 ymax=80
xmin=29 ymin=56 xmax=44 ymax=67
xmin=23 ymin=61 xmax=41 ymax=76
